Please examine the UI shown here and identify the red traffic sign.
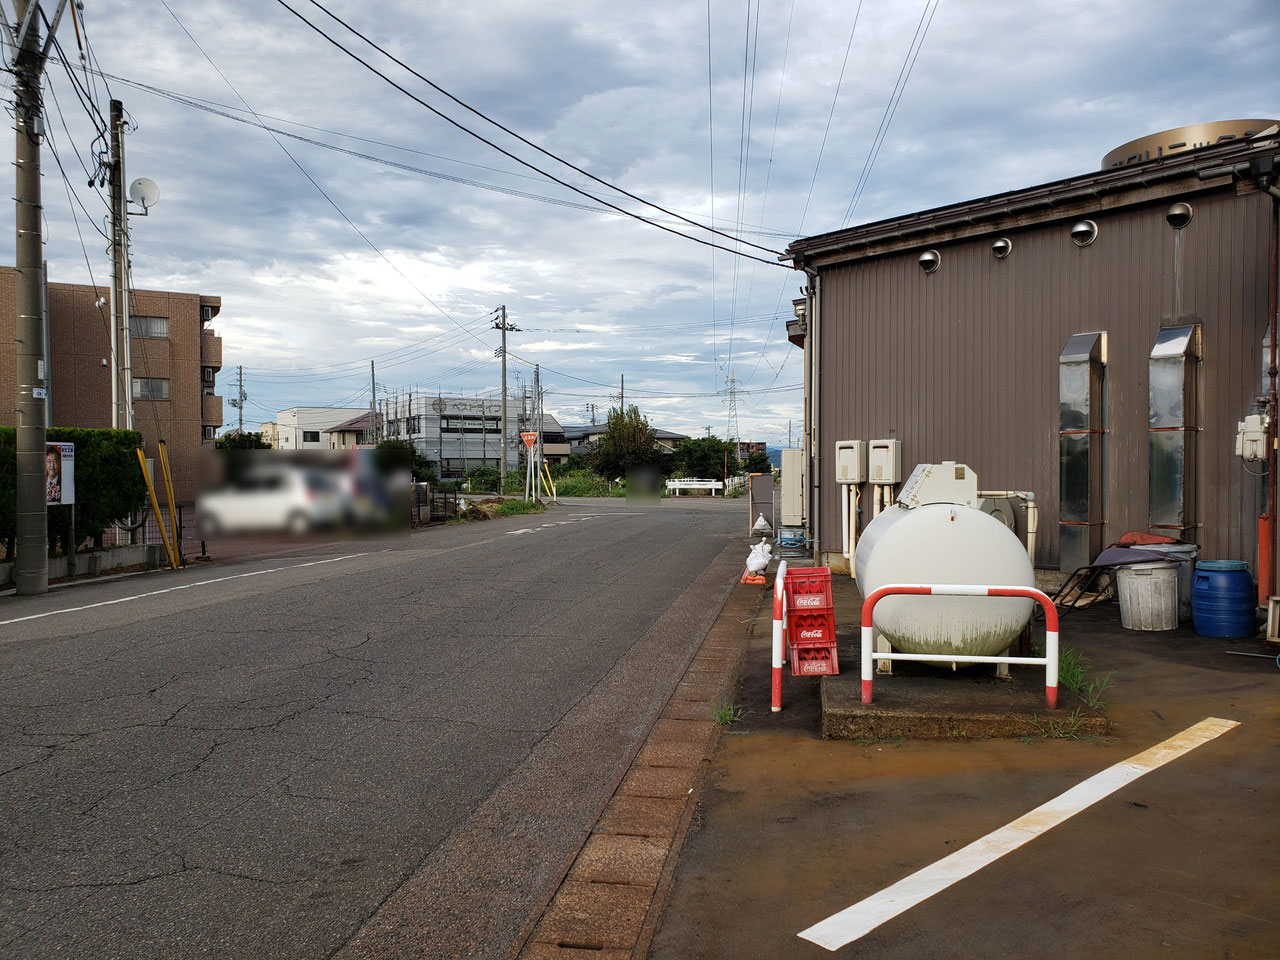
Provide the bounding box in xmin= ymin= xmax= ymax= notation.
xmin=520 ymin=432 xmax=538 ymax=448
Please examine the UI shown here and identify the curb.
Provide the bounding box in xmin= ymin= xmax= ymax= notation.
xmin=513 ymin=579 xmax=766 ymax=958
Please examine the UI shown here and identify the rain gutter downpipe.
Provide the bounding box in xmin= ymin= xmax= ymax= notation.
xmin=808 ymin=269 xmax=821 ymax=562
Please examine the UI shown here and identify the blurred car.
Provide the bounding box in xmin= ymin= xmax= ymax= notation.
xmin=196 ymin=466 xmax=345 ymax=537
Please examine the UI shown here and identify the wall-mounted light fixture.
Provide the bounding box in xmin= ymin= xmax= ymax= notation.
xmin=1070 ymin=220 xmax=1098 ymax=247
xmin=992 ymin=237 xmax=1013 ymax=259
xmin=918 ymin=249 xmax=941 ymax=273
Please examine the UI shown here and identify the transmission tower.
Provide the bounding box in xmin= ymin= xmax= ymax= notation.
xmin=724 ymin=370 xmax=740 ymax=445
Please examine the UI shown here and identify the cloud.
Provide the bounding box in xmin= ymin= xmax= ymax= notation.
xmin=7 ymin=0 xmax=1276 ymax=444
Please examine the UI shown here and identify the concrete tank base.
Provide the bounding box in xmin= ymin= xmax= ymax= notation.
xmin=820 ymin=671 xmax=1110 ymax=741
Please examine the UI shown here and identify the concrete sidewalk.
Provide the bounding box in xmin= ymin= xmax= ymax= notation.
xmin=648 ymin=572 xmax=1280 ymax=959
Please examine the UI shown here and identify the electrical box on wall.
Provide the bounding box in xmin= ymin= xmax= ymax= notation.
xmin=868 ymin=439 xmax=902 ymax=483
xmin=833 ymin=440 xmax=866 ymax=484
xmin=1236 ymin=414 xmax=1268 ymax=462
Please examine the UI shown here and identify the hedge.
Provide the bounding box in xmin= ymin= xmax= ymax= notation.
xmin=0 ymin=427 xmax=148 ymax=558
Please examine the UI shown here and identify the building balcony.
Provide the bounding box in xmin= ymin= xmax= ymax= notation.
xmin=543 ymin=442 xmax=571 ymax=457
xmin=202 ymin=393 xmax=223 ymax=426
xmin=201 ymin=330 xmax=223 ymax=370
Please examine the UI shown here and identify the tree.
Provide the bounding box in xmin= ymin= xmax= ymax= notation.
xmin=673 ymin=436 xmax=740 ymax=478
xmin=589 ymin=405 xmax=659 ymax=478
xmin=744 ymin=451 xmax=773 ymax=474
xmin=215 ymin=431 xmax=271 ymax=450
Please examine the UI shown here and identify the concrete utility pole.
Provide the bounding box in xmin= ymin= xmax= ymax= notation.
xmin=235 ymin=365 xmax=245 ymax=432
xmin=620 ymin=373 xmax=624 ymax=411
xmin=494 ymin=305 xmax=518 ymax=492
xmin=11 ymin=0 xmax=63 ymax=596
xmin=108 ymin=99 xmax=133 ymax=429
xmin=369 ymin=361 xmax=377 ymax=442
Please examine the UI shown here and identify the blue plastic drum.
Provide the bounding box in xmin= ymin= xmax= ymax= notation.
xmin=1190 ymin=560 xmax=1256 ymax=639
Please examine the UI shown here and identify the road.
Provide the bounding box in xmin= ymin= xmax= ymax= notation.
xmin=0 ymin=497 xmax=744 ymax=959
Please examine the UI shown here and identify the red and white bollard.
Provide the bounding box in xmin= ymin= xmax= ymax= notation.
xmin=771 ymin=560 xmax=788 ymax=712
xmin=860 ymin=583 xmax=1060 ymax=709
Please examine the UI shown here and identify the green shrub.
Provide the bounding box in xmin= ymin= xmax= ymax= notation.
xmin=465 ymin=465 xmax=501 ymax=492
xmin=492 ymin=498 xmax=547 ymax=516
xmin=0 ymin=426 xmax=147 ymax=558
xmin=554 ymin=469 xmax=612 ymax=497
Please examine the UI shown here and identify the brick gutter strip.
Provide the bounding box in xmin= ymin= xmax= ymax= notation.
xmin=515 ymin=581 xmax=763 ymax=959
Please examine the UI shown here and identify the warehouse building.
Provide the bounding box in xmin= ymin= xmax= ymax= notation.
xmin=785 ymin=121 xmax=1279 ymax=600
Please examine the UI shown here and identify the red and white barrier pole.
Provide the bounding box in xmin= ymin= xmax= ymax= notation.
xmin=771 ymin=560 xmax=788 ymax=712
xmin=860 ymin=583 xmax=1059 ymax=709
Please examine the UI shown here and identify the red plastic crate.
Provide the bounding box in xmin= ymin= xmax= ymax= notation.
xmin=787 ymin=610 xmax=836 ymax=648
xmin=784 ymin=567 xmax=833 ymax=613
xmin=790 ymin=642 xmax=839 ymax=676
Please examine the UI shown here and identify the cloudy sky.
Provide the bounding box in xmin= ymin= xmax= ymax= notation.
xmin=5 ymin=0 xmax=1278 ymax=443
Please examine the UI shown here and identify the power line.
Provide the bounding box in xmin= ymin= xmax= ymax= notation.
xmin=840 ymin=0 xmax=941 ymax=227
xmin=299 ymin=0 xmax=787 ymax=260
xmin=156 ymin=0 xmax=490 ymax=349
xmin=270 ymin=0 xmax=787 ymax=269
xmin=795 ymin=0 xmax=864 ymax=234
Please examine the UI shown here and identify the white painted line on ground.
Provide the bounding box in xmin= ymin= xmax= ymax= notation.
xmin=0 ymin=553 xmax=370 ymax=628
xmin=798 ymin=717 xmax=1241 ymax=952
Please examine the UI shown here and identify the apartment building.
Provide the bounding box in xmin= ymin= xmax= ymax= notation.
xmin=0 ymin=268 xmax=223 ymax=504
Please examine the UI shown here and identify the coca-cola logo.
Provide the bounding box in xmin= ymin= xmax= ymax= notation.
xmin=799 ymin=628 xmax=824 ymax=639
xmin=795 ymin=596 xmax=822 ymax=607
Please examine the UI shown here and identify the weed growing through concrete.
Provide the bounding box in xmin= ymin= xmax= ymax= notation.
xmin=1031 ymin=708 xmax=1088 ymax=740
xmin=1057 ymin=647 xmax=1117 ymax=710
xmin=714 ymin=703 xmax=749 ymax=725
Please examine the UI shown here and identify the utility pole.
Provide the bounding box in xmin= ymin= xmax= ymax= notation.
xmin=494 ymin=305 xmax=518 ymax=492
xmin=620 ymin=373 xmax=624 ymax=411
xmin=369 ymin=361 xmax=377 ymax=442
xmin=226 ymin=364 xmax=246 ymax=433
xmin=108 ymin=99 xmax=133 ymax=429
xmin=12 ymin=0 xmax=64 ymax=596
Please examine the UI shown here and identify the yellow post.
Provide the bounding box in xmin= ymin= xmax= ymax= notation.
xmin=136 ymin=448 xmax=179 ymax=570
xmin=157 ymin=441 xmax=180 ymax=562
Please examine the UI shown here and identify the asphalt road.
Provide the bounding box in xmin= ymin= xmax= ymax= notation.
xmin=0 ymin=497 xmax=744 ymax=959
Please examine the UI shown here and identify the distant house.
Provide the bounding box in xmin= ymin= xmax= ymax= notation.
xmin=737 ymin=441 xmax=767 ymax=458
xmin=259 ymin=421 xmax=278 ymax=448
xmin=541 ymin=415 xmax=571 ymax=464
xmin=275 ymin=406 xmax=369 ymax=450
xmin=324 ymin=411 xmax=379 ymax=450
xmin=562 ymin=423 xmax=687 ymax=456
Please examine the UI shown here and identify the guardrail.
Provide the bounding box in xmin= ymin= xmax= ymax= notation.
xmin=665 ymin=478 xmax=725 ymax=495
xmin=860 ymin=583 xmax=1059 ymax=709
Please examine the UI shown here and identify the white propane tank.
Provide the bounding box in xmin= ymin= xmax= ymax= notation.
xmin=854 ymin=502 xmax=1035 ymax=657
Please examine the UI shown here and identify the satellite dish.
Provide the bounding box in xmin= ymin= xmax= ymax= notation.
xmin=128 ymin=177 xmax=160 ymax=210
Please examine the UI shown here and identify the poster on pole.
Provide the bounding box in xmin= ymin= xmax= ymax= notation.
xmin=45 ymin=442 xmax=75 ymax=505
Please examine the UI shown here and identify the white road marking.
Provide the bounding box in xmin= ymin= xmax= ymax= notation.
xmin=798 ymin=717 xmax=1241 ymax=951
xmin=0 ymin=553 xmax=369 ymax=628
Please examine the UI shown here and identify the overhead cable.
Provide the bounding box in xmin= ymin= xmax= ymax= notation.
xmin=271 ymin=0 xmax=787 ymax=269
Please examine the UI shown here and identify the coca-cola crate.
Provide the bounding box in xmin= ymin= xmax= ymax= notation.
xmin=784 ymin=567 xmax=833 ymax=613
xmin=787 ymin=610 xmax=835 ymax=648
xmin=790 ymin=642 xmax=839 ymax=676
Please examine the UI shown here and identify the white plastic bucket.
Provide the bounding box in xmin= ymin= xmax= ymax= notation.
xmin=1117 ymin=561 xmax=1180 ymax=631
xmin=1142 ymin=543 xmax=1198 ymax=619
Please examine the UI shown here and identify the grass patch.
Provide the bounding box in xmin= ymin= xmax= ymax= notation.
xmin=713 ymin=703 xmax=749 ymax=726
xmin=554 ymin=470 xmax=612 ymax=497
xmin=1030 ymin=708 xmax=1089 ymax=740
xmin=1057 ymin=647 xmax=1116 ymax=710
xmin=491 ymin=499 xmax=547 ymax=516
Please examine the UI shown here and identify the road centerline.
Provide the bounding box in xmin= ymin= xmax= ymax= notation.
xmin=798 ymin=717 xmax=1241 ymax=952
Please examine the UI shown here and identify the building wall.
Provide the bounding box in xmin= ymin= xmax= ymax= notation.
xmin=0 ymin=268 xmax=222 ymax=503
xmin=276 ymin=407 xmax=367 ymax=449
xmin=814 ymin=186 xmax=1271 ymax=569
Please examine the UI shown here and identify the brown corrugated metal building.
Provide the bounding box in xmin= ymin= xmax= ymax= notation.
xmin=786 ymin=128 xmax=1279 ymax=596
xmin=0 ymin=268 xmax=224 ymax=503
